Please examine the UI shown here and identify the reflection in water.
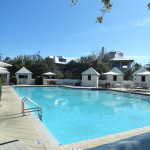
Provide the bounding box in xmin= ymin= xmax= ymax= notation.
xmin=54 ymin=98 xmax=68 ymax=106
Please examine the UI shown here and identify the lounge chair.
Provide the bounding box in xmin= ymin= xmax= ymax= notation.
xmin=0 ymin=140 xmax=32 ymax=150
xmin=134 ymin=83 xmax=147 ymax=91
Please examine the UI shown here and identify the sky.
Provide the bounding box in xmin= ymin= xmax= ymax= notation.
xmin=0 ymin=0 xmax=150 ymax=65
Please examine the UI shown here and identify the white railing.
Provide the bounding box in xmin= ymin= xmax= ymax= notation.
xmin=21 ymin=98 xmax=42 ymax=120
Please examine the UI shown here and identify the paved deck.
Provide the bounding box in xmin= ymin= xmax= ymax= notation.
xmin=1 ymin=85 xmax=150 ymax=150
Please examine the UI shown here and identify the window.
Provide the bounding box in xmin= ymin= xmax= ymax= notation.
xmin=141 ymin=76 xmax=145 ymax=82
xmin=113 ymin=75 xmax=117 ymax=81
xmin=88 ymin=75 xmax=91 ymax=80
xmin=19 ymin=75 xmax=27 ymax=78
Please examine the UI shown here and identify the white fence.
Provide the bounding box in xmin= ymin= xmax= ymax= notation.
xmin=43 ymin=79 xmax=81 ymax=86
xmin=43 ymin=79 xmax=133 ymax=87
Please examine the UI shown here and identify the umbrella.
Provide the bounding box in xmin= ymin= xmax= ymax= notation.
xmin=102 ymin=72 xmax=121 ymax=76
xmin=0 ymin=62 xmax=12 ymax=67
xmin=136 ymin=72 xmax=150 ymax=76
xmin=43 ymin=72 xmax=56 ymax=76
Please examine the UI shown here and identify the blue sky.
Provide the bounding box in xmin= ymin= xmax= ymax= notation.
xmin=0 ymin=0 xmax=150 ymax=65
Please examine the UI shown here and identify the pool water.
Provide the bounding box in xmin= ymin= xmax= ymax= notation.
xmin=15 ymin=87 xmax=150 ymax=145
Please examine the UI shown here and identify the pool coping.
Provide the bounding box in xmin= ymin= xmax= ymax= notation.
xmin=11 ymin=86 xmax=61 ymax=149
xmin=9 ymin=85 xmax=150 ymax=149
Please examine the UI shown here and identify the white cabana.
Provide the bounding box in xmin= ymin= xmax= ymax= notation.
xmin=102 ymin=67 xmax=124 ymax=87
xmin=15 ymin=67 xmax=33 ymax=85
xmin=0 ymin=69 xmax=10 ymax=84
xmin=82 ymin=67 xmax=100 ymax=87
xmin=132 ymin=68 xmax=150 ymax=88
xmin=0 ymin=62 xmax=12 ymax=85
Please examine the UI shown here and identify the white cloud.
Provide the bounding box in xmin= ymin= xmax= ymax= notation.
xmin=133 ymin=17 xmax=150 ymax=27
xmin=66 ymin=57 xmax=79 ymax=62
xmin=75 ymin=26 xmax=109 ymax=37
xmin=117 ymin=17 xmax=150 ymax=31
xmin=126 ymin=55 xmax=150 ymax=65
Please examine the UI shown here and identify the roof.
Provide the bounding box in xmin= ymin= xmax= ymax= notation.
xmin=103 ymin=67 xmax=124 ymax=76
xmin=0 ymin=61 xmax=12 ymax=67
xmin=82 ymin=67 xmax=100 ymax=75
xmin=110 ymin=58 xmax=134 ymax=62
xmin=15 ymin=67 xmax=32 ymax=74
xmin=0 ymin=69 xmax=10 ymax=74
xmin=132 ymin=67 xmax=149 ymax=76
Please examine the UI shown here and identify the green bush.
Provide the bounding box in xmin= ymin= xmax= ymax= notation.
xmin=10 ymin=76 xmax=17 ymax=85
xmin=35 ymin=76 xmax=43 ymax=85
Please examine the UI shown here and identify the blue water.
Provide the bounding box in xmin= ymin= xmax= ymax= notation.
xmin=15 ymin=87 xmax=150 ymax=145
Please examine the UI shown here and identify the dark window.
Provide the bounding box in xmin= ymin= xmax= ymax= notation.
xmin=113 ymin=75 xmax=117 ymax=81
xmin=141 ymin=76 xmax=145 ymax=82
xmin=88 ymin=75 xmax=91 ymax=80
xmin=19 ymin=75 xmax=27 ymax=78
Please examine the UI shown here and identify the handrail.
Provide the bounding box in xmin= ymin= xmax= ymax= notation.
xmin=21 ymin=98 xmax=42 ymax=121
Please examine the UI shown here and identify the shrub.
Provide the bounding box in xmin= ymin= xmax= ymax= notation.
xmin=35 ymin=76 xmax=43 ymax=85
xmin=10 ymin=76 xmax=17 ymax=85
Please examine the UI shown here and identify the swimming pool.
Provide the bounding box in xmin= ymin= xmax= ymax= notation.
xmin=15 ymin=86 xmax=150 ymax=145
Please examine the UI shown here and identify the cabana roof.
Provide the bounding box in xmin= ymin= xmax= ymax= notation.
xmin=0 ymin=69 xmax=10 ymax=74
xmin=103 ymin=67 xmax=124 ymax=76
xmin=132 ymin=67 xmax=149 ymax=76
xmin=15 ymin=67 xmax=32 ymax=74
xmin=82 ymin=67 xmax=100 ymax=75
xmin=0 ymin=61 xmax=12 ymax=67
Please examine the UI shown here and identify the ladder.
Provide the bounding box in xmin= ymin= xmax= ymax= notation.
xmin=21 ymin=98 xmax=42 ymax=121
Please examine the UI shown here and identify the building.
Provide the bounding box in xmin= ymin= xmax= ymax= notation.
xmin=108 ymin=50 xmax=134 ymax=72
xmin=15 ymin=67 xmax=34 ymax=85
xmin=132 ymin=67 xmax=150 ymax=88
xmin=102 ymin=67 xmax=124 ymax=88
xmin=49 ymin=56 xmax=67 ymax=64
xmin=0 ymin=61 xmax=12 ymax=84
xmin=82 ymin=67 xmax=100 ymax=87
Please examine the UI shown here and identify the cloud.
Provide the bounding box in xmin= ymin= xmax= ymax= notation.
xmin=75 ymin=26 xmax=109 ymax=37
xmin=117 ymin=17 xmax=150 ymax=31
xmin=66 ymin=57 xmax=78 ymax=62
xmin=126 ymin=55 xmax=150 ymax=65
xmin=133 ymin=17 xmax=150 ymax=27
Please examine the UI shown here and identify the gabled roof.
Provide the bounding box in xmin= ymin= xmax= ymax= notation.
xmin=82 ymin=67 xmax=100 ymax=75
xmin=103 ymin=67 xmax=124 ymax=75
xmin=132 ymin=67 xmax=149 ymax=76
xmin=110 ymin=67 xmax=124 ymax=75
xmin=15 ymin=67 xmax=32 ymax=74
xmin=0 ymin=69 xmax=10 ymax=74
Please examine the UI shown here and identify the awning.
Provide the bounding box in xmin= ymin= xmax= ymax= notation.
xmin=102 ymin=72 xmax=120 ymax=76
xmin=136 ymin=71 xmax=150 ymax=76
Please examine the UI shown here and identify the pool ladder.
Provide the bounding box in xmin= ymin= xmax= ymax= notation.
xmin=21 ymin=98 xmax=42 ymax=121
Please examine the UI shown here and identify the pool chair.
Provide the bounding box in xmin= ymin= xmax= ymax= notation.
xmin=134 ymin=83 xmax=147 ymax=91
xmin=0 ymin=140 xmax=32 ymax=150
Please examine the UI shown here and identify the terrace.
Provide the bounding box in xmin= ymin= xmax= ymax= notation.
xmin=1 ymin=85 xmax=150 ymax=150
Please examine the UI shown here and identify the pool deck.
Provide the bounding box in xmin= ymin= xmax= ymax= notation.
xmin=1 ymin=85 xmax=150 ymax=150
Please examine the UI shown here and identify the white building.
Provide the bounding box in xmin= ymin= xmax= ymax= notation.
xmin=132 ymin=67 xmax=150 ymax=88
xmin=15 ymin=67 xmax=34 ymax=85
xmin=103 ymin=67 xmax=124 ymax=87
xmin=0 ymin=62 xmax=12 ymax=85
xmin=109 ymin=50 xmax=134 ymax=72
xmin=82 ymin=67 xmax=100 ymax=87
xmin=0 ymin=69 xmax=10 ymax=84
xmin=49 ymin=56 xmax=67 ymax=64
